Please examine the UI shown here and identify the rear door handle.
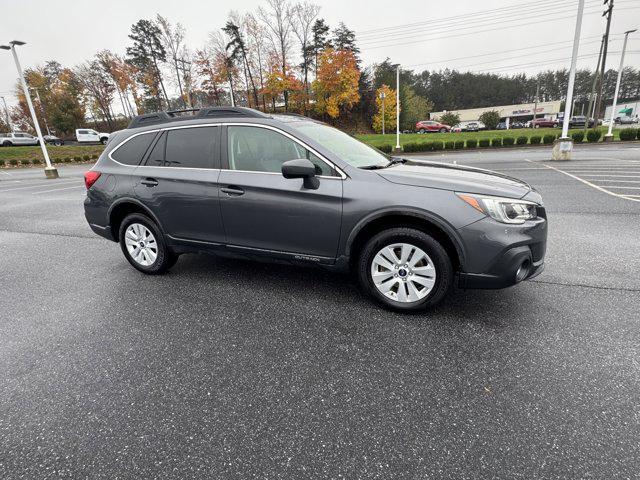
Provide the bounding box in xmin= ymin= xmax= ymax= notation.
xmin=141 ymin=178 xmax=159 ymax=187
xmin=221 ymin=186 xmax=245 ymax=196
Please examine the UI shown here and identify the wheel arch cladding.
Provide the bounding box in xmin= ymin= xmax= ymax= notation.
xmin=347 ymin=211 xmax=464 ymax=272
xmin=109 ymin=199 xmax=163 ymax=241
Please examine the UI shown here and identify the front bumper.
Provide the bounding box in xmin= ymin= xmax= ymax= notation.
xmin=456 ymin=212 xmax=547 ymax=290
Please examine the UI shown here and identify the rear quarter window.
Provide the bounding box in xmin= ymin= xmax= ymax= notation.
xmin=111 ymin=133 xmax=155 ymax=166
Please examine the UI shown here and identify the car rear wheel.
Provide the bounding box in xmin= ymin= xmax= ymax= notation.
xmin=357 ymin=228 xmax=453 ymax=312
xmin=119 ymin=213 xmax=177 ymax=274
xmin=439 ymin=128 xmax=446 ymax=133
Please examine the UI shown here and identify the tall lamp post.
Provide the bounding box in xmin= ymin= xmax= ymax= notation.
xmin=552 ymin=0 xmax=585 ymax=161
xmin=604 ymin=29 xmax=637 ymax=142
xmin=379 ymin=91 xmax=386 ymax=135
xmin=1 ymin=40 xmax=58 ymax=178
xmin=395 ymin=65 xmax=401 ymax=152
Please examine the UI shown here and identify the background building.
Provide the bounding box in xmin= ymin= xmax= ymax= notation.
xmin=431 ymin=100 xmax=562 ymax=124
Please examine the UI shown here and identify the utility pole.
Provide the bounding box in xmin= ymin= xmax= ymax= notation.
xmin=395 ymin=65 xmax=401 ymax=152
xmin=0 ymin=41 xmax=57 ymax=178
xmin=0 ymin=96 xmax=10 ymax=130
xmin=176 ymin=58 xmax=192 ymax=108
xmin=380 ymin=91 xmax=386 ymax=135
xmin=31 ymin=87 xmax=51 ymax=136
xmin=532 ymin=78 xmax=540 ymax=127
xmin=594 ymin=0 xmax=614 ymax=122
xmin=605 ymin=29 xmax=637 ymax=141
xmin=552 ymin=0 xmax=584 ymax=161
xmin=585 ymin=35 xmax=605 ymax=134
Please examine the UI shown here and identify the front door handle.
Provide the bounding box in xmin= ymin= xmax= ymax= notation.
xmin=141 ymin=178 xmax=159 ymax=187
xmin=221 ymin=186 xmax=245 ymax=196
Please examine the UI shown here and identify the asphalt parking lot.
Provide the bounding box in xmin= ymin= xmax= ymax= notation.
xmin=1 ymin=143 xmax=639 ymax=479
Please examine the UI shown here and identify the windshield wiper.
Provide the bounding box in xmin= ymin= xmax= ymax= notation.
xmin=359 ymin=164 xmax=388 ymax=170
xmin=386 ymin=157 xmax=406 ymax=167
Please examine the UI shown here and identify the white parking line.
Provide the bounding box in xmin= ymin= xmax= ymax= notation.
xmin=581 ymin=174 xmax=640 ymax=178
xmin=527 ymin=159 xmax=640 ymax=203
xmin=589 ymin=179 xmax=640 ymax=183
xmin=0 ymin=170 xmax=11 ymax=176
xmin=31 ymin=185 xmax=84 ymax=195
xmin=0 ymin=180 xmax=79 ymax=192
xmin=600 ymin=185 xmax=640 ymax=190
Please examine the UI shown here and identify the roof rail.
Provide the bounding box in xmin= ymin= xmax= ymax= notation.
xmin=127 ymin=106 xmax=268 ymax=129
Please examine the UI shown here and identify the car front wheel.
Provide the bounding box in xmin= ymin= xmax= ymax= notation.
xmin=119 ymin=213 xmax=177 ymax=274
xmin=418 ymin=128 xmax=426 ymax=134
xmin=357 ymin=228 xmax=453 ymax=312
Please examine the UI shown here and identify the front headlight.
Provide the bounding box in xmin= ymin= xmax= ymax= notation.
xmin=456 ymin=193 xmax=538 ymax=224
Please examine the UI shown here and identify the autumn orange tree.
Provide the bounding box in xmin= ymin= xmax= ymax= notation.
xmin=261 ymin=58 xmax=302 ymax=112
xmin=372 ymin=84 xmax=397 ymax=133
xmin=312 ymin=48 xmax=360 ymax=119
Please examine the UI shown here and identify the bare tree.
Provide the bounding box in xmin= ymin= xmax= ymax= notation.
xmin=75 ymin=60 xmax=116 ymax=129
xmin=245 ymin=13 xmax=269 ymax=110
xmin=156 ymin=14 xmax=188 ymax=107
xmin=258 ymin=0 xmax=294 ymax=110
xmin=290 ymin=2 xmax=319 ymax=109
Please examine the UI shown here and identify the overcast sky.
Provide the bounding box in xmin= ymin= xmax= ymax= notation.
xmin=1 ymin=0 xmax=638 ymax=107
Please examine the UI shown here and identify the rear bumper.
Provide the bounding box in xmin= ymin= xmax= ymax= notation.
xmin=88 ymin=222 xmax=114 ymax=241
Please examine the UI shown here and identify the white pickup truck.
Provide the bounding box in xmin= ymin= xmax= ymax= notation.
xmin=0 ymin=131 xmax=40 ymax=146
xmin=76 ymin=128 xmax=110 ymax=144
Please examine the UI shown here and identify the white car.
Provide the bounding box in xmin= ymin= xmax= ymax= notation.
xmin=76 ymin=129 xmax=110 ymax=144
xmin=0 ymin=131 xmax=40 ymax=146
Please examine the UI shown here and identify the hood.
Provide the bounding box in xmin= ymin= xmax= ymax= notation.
xmin=377 ymin=160 xmax=531 ymax=199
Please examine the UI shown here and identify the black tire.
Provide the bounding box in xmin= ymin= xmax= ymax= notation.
xmin=4 ymin=141 xmax=12 ymax=147
xmin=357 ymin=228 xmax=453 ymax=312
xmin=439 ymin=128 xmax=446 ymax=133
xmin=118 ymin=213 xmax=176 ymax=275
xmin=418 ymin=128 xmax=426 ymax=134
xmin=100 ymin=137 xmax=108 ymax=145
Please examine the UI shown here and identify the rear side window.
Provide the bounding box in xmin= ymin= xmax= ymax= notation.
xmin=78 ymin=130 xmax=89 ymax=134
xmin=164 ymin=127 xmax=218 ymax=169
xmin=111 ymin=133 xmax=155 ymax=166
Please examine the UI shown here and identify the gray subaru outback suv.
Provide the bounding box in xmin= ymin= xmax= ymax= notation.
xmin=84 ymin=107 xmax=546 ymax=311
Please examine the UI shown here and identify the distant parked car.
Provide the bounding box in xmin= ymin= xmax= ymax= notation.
xmin=464 ymin=121 xmax=485 ymax=132
xmin=43 ymin=134 xmax=63 ymax=146
xmin=451 ymin=124 xmax=463 ymax=133
xmin=568 ymin=116 xmax=595 ymax=128
xmin=511 ymin=122 xmax=526 ymax=129
xmin=415 ymin=120 xmax=451 ymax=133
xmin=76 ymin=128 xmax=110 ymax=144
xmin=496 ymin=122 xmax=508 ymax=130
xmin=0 ymin=131 xmax=39 ymax=146
xmin=615 ymin=115 xmax=638 ymax=125
xmin=530 ymin=118 xmax=558 ymax=128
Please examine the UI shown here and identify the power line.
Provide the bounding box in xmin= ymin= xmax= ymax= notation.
xmin=358 ymin=0 xmax=604 ymax=43
xmin=358 ymin=4 xmax=640 ymax=50
xmin=357 ymin=0 xmax=583 ymax=36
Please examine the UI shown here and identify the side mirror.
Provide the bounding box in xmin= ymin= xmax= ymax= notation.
xmin=281 ymin=158 xmax=319 ymax=189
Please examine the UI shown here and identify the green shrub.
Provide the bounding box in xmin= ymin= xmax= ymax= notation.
xmin=402 ymin=142 xmax=418 ymax=152
xmin=491 ymin=138 xmax=502 ymax=147
xmin=432 ymin=140 xmax=444 ymax=151
xmin=82 ymin=154 xmax=90 ymax=161
xmin=479 ymin=138 xmax=491 ymax=148
xmin=444 ymin=141 xmax=455 ymax=150
xmin=0 ymin=159 xmax=5 ymax=167
xmin=423 ymin=141 xmax=435 ymax=151
xmin=454 ymin=140 xmax=465 ymax=149
xmin=9 ymin=159 xmax=18 ymax=166
xmin=21 ymin=159 xmax=32 ymax=165
xmin=530 ymin=135 xmax=542 ymax=145
xmin=637 ymin=129 xmax=640 ymax=140
xmin=466 ymin=139 xmax=477 ymax=148
xmin=516 ymin=136 xmax=528 ymax=145
xmin=31 ymin=158 xmax=41 ymax=165
xmin=571 ymin=131 xmax=585 ymax=143
xmin=91 ymin=154 xmax=100 ymax=159
xmin=64 ymin=156 xmax=72 ymax=163
xmin=619 ymin=128 xmax=637 ymax=141
xmin=503 ymin=137 xmax=515 ymax=146
xmin=543 ymin=134 xmax=555 ymax=144
xmin=378 ymin=144 xmax=393 ymax=153
xmin=586 ymin=129 xmax=602 ymax=143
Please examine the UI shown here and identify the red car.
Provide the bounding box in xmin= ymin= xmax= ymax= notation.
xmin=415 ymin=120 xmax=451 ymax=133
xmin=530 ymin=118 xmax=558 ymax=128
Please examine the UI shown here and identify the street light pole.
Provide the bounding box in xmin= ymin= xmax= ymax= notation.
xmin=31 ymin=87 xmax=51 ymax=136
xmin=552 ymin=0 xmax=584 ymax=160
xmin=379 ymin=91 xmax=386 ymax=135
xmin=395 ymin=65 xmax=400 ymax=152
xmin=605 ymin=29 xmax=637 ymax=141
xmin=0 ymin=41 xmax=57 ymax=178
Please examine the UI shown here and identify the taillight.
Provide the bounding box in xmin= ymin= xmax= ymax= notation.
xmin=84 ymin=171 xmax=101 ymax=189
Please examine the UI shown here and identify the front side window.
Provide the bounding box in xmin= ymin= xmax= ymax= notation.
xmin=145 ymin=127 xmax=219 ymax=169
xmin=111 ymin=132 xmax=155 ymax=166
xmin=227 ymin=126 xmax=334 ymax=176
xmin=78 ymin=130 xmax=89 ymax=135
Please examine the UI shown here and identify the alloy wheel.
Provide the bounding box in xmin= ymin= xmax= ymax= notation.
xmin=370 ymin=242 xmax=436 ymax=303
xmin=124 ymin=223 xmax=158 ymax=267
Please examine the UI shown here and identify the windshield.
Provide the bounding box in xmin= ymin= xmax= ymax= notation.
xmin=288 ymin=121 xmax=389 ymax=169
